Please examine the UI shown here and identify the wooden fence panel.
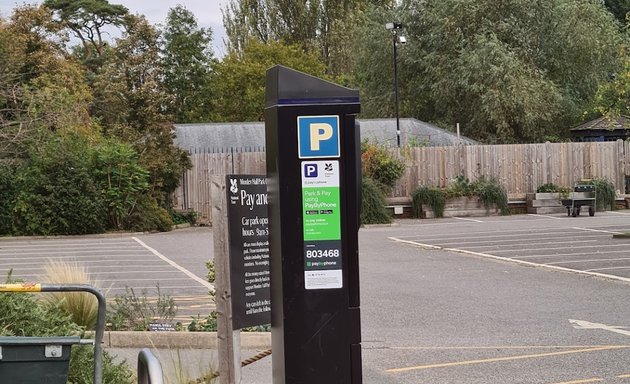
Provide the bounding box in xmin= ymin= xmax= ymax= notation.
xmin=173 ymin=141 xmax=630 ymax=223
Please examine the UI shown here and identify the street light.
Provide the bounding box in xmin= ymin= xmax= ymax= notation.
xmin=386 ymin=22 xmax=405 ymax=147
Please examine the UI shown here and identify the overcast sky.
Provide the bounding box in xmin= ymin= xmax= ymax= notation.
xmin=0 ymin=0 xmax=228 ymax=57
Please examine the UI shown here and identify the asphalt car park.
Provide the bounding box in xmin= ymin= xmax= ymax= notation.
xmin=389 ymin=211 xmax=630 ymax=282
xmin=0 ymin=229 xmax=214 ymax=322
xmin=1 ymin=213 xmax=630 ymax=383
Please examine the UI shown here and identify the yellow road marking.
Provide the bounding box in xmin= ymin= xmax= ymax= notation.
xmin=550 ymin=379 xmax=603 ymax=384
xmin=386 ymin=346 xmax=628 ymax=373
xmin=618 ymin=373 xmax=630 ymax=378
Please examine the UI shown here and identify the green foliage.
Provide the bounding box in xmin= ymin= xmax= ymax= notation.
xmin=444 ymin=176 xmax=475 ymax=198
xmin=0 ymin=163 xmax=17 ymax=235
xmin=355 ymin=0 xmax=623 ymax=143
xmin=360 ymin=177 xmax=391 ymax=225
xmin=361 ymin=141 xmax=405 ymax=193
xmin=212 ymin=39 xmax=327 ymax=122
xmin=222 ymin=0 xmax=385 ymax=76
xmin=160 ymin=5 xmax=215 ymax=123
xmin=170 ymin=209 xmax=198 ymax=225
xmin=12 ymin=136 xmax=106 ymax=236
xmin=0 ymin=291 xmax=82 ymax=337
xmin=121 ymin=194 xmax=174 ymax=232
xmin=67 ymin=345 xmax=135 ymax=384
xmin=91 ymin=140 xmax=150 ymax=229
xmin=412 ymin=176 xmax=510 ymax=217
xmin=412 ymin=186 xmax=446 ymax=218
xmin=187 ymin=312 xmax=217 ymax=332
xmin=107 ymin=285 xmax=178 ymax=331
xmin=590 ymin=177 xmax=616 ymax=210
xmin=536 ymin=183 xmax=571 ymax=197
xmin=473 ymin=177 xmax=510 ymax=215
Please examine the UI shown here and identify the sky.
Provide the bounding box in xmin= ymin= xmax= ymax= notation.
xmin=0 ymin=0 xmax=228 ymax=57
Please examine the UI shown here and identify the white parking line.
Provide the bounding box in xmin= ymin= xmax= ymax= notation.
xmin=546 ymin=258 xmax=630 ymax=265
xmin=572 ymin=227 xmax=624 ymax=235
xmin=527 ymin=214 xmax=563 ymax=220
xmin=389 ymin=237 xmax=630 ymax=284
xmin=515 ymin=250 xmax=630 ymax=260
xmin=453 ymin=217 xmax=484 ymax=223
xmin=132 ymin=237 xmax=214 ymax=291
xmin=585 ymin=266 xmax=630 ymax=272
xmin=490 ymin=244 xmax=630 ymax=253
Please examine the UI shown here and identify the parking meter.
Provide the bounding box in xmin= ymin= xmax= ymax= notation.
xmin=264 ymin=65 xmax=362 ymax=384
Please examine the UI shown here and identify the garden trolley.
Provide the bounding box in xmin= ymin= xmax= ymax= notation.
xmin=0 ymin=283 xmax=106 ymax=384
xmin=561 ymin=181 xmax=597 ymax=217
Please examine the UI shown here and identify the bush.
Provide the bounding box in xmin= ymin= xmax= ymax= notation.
xmin=0 ymin=163 xmax=17 ymax=235
xmin=68 ymin=345 xmax=135 ymax=384
xmin=590 ymin=177 xmax=616 ymax=211
xmin=412 ymin=186 xmax=446 ymax=218
xmin=11 ymin=137 xmax=106 ymax=236
xmin=91 ymin=140 xmax=151 ymax=230
xmin=122 ymin=194 xmax=174 ymax=232
xmin=472 ymin=177 xmax=510 ymax=215
xmin=170 ymin=209 xmax=198 ymax=225
xmin=39 ymin=259 xmax=100 ymax=330
xmin=360 ymin=177 xmax=391 ymax=224
xmin=536 ymin=183 xmax=571 ymax=196
xmin=107 ymin=285 xmax=177 ymax=331
xmin=361 ymin=141 xmax=405 ymax=193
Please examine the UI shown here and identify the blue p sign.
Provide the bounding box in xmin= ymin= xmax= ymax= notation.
xmin=298 ymin=116 xmax=340 ymax=159
xmin=304 ymin=164 xmax=318 ymax=178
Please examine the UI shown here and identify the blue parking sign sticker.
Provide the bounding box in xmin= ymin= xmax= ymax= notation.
xmin=297 ymin=115 xmax=340 ymax=159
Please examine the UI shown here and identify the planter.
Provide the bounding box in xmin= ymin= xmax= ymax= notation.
xmin=526 ymin=193 xmax=566 ymax=214
xmin=421 ymin=197 xmax=500 ymax=218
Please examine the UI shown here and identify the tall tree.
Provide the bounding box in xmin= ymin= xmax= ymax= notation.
xmin=354 ymin=0 xmax=622 ymax=143
xmin=43 ymin=0 xmax=128 ymax=68
xmin=222 ymin=0 xmax=392 ymax=76
xmin=92 ymin=15 xmax=189 ymax=199
xmin=160 ymin=5 xmax=215 ymax=123
xmin=212 ymin=39 xmax=327 ymax=122
xmin=0 ymin=5 xmax=95 ymax=157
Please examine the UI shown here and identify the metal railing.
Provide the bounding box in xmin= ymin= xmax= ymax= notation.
xmin=0 ymin=283 xmax=106 ymax=384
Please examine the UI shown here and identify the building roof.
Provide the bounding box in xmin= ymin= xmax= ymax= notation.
xmin=174 ymin=118 xmax=477 ymax=153
xmin=570 ymin=116 xmax=630 ymax=131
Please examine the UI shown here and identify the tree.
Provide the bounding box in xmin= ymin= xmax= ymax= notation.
xmin=91 ymin=15 xmax=190 ymax=201
xmin=212 ymin=39 xmax=327 ymax=122
xmin=356 ymin=0 xmax=622 ymax=143
xmin=0 ymin=5 xmax=96 ymax=158
xmin=43 ymin=0 xmax=129 ymax=68
xmin=160 ymin=5 xmax=215 ymax=123
xmin=603 ymin=0 xmax=630 ymax=24
xmin=222 ymin=0 xmax=392 ymax=76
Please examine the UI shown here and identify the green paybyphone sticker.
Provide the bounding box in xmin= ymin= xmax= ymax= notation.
xmin=301 ymin=160 xmax=342 ymax=289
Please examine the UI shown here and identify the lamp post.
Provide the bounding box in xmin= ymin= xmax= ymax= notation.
xmin=385 ymin=22 xmax=405 ymax=147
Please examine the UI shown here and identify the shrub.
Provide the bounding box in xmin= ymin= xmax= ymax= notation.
xmin=361 ymin=141 xmax=405 ymax=193
xmin=0 ymin=163 xmax=17 ymax=235
xmin=591 ymin=177 xmax=616 ymax=210
xmin=107 ymin=285 xmax=177 ymax=331
xmin=68 ymin=345 xmax=135 ymax=384
xmin=360 ymin=177 xmax=391 ymax=224
xmin=11 ymin=137 xmax=106 ymax=236
xmin=170 ymin=209 xmax=198 ymax=225
xmin=91 ymin=140 xmax=151 ymax=230
xmin=536 ymin=183 xmax=571 ymax=196
xmin=412 ymin=186 xmax=446 ymax=218
xmin=121 ymin=194 xmax=174 ymax=232
xmin=471 ymin=177 xmax=510 ymax=215
xmin=39 ymin=259 xmax=101 ymax=330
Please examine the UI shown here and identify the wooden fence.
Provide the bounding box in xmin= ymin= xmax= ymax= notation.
xmin=173 ymin=141 xmax=630 ymax=223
